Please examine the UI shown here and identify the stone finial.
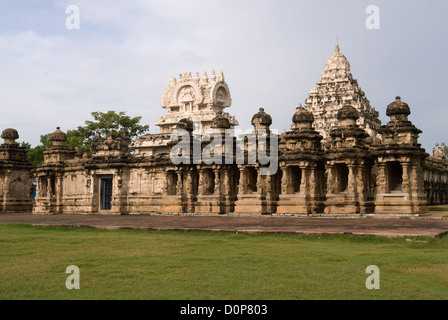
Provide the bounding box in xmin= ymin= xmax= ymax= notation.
xmin=201 ymin=71 xmax=209 ymax=84
xmin=217 ymin=71 xmax=224 ymax=82
xmin=337 ymin=105 xmax=359 ymax=127
xmin=386 ymin=96 xmax=411 ymax=118
xmin=176 ymin=118 xmax=194 ymax=132
xmin=169 ymin=76 xmax=176 ymax=87
xmin=251 ymin=108 xmax=272 ymax=126
xmin=433 ymin=145 xmax=447 ymax=160
xmin=49 ymin=127 xmax=67 ymax=147
xmin=292 ymin=105 xmax=314 ymax=128
xmin=337 ymin=105 xmax=359 ymax=120
xmin=323 ymin=43 xmax=351 ymax=74
xmin=251 ymin=108 xmax=272 ymax=133
xmin=1 ymin=128 xmax=19 ymax=144
xmin=211 ymin=111 xmax=231 ymax=129
xmin=211 ymin=70 xmax=216 ymax=82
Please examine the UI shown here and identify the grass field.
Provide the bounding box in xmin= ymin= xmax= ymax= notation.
xmin=0 ymin=224 xmax=447 ymax=300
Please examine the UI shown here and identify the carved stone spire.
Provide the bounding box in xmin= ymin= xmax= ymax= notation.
xmin=201 ymin=71 xmax=209 ymax=84
xmin=304 ymin=44 xmax=381 ymax=140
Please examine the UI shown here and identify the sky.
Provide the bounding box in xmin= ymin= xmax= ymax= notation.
xmin=0 ymin=0 xmax=447 ymax=153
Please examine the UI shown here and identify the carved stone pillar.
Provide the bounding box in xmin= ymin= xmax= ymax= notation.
xmin=356 ymin=166 xmax=364 ymax=194
xmin=35 ymin=176 xmax=41 ymax=197
xmin=47 ymin=177 xmax=53 ymax=197
xmin=266 ymin=174 xmax=272 ymax=194
xmin=186 ymin=171 xmax=194 ymax=195
xmin=256 ymin=169 xmax=263 ymax=195
xmin=309 ymin=166 xmax=316 ymax=196
xmin=347 ymin=164 xmax=356 ymax=194
xmin=56 ymin=175 xmax=63 ymax=209
xmin=198 ymin=169 xmax=205 ymax=196
xmin=213 ymin=169 xmax=221 ymax=195
xmin=402 ymin=163 xmax=410 ymax=194
xmin=176 ymin=171 xmax=183 ymax=195
xmin=376 ymin=164 xmax=386 ymax=194
xmin=238 ymin=167 xmax=246 ymax=194
xmin=223 ymin=170 xmax=230 ymax=195
xmin=299 ymin=166 xmax=307 ymax=195
xmin=280 ymin=166 xmax=288 ymax=195
xmin=410 ymin=164 xmax=419 ymax=196
xmin=326 ymin=165 xmax=334 ymax=194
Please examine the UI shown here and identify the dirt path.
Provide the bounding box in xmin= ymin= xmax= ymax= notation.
xmin=1 ymin=213 xmax=447 ymax=238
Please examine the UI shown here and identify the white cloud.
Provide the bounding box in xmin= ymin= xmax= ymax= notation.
xmin=0 ymin=0 xmax=447 ymax=153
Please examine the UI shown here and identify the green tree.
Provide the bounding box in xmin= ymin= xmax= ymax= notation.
xmin=21 ymin=134 xmax=51 ymax=167
xmin=67 ymin=111 xmax=149 ymax=153
xmin=22 ymin=111 xmax=149 ymax=167
xmin=20 ymin=142 xmax=31 ymax=150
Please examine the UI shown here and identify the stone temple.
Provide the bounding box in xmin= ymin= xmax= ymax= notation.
xmin=1 ymin=45 xmax=448 ymax=216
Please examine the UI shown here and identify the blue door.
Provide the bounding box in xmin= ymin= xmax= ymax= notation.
xmin=101 ymin=178 xmax=112 ymax=210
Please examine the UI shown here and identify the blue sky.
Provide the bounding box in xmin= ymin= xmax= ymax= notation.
xmin=0 ymin=0 xmax=447 ymax=152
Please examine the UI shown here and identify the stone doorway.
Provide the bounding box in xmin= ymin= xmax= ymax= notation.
xmin=335 ymin=164 xmax=349 ymax=193
xmin=387 ymin=161 xmax=403 ymax=192
xmin=100 ymin=177 xmax=113 ymax=211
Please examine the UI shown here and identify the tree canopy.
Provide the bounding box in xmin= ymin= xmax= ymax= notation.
xmin=21 ymin=134 xmax=51 ymax=167
xmin=24 ymin=111 xmax=149 ymax=166
xmin=67 ymin=111 xmax=149 ymax=153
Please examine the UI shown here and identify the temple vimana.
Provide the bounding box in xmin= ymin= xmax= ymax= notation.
xmin=1 ymin=45 xmax=448 ymax=216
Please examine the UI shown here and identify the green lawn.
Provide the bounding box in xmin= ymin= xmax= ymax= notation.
xmin=0 ymin=224 xmax=447 ymax=300
xmin=429 ymin=205 xmax=448 ymax=211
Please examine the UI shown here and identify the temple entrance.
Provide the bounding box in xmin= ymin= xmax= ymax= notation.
xmin=247 ymin=167 xmax=258 ymax=193
xmin=203 ymin=169 xmax=215 ymax=195
xmin=100 ymin=178 xmax=113 ymax=210
xmin=335 ymin=164 xmax=349 ymax=193
xmin=290 ymin=166 xmax=302 ymax=194
xmin=387 ymin=161 xmax=402 ymax=192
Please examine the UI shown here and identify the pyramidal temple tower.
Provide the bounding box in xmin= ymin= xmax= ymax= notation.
xmin=132 ymin=70 xmax=239 ymax=156
xmin=304 ymin=44 xmax=381 ymax=140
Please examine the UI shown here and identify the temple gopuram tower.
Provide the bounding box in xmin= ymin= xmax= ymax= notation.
xmin=132 ymin=70 xmax=238 ymax=156
xmin=304 ymin=44 xmax=381 ymax=140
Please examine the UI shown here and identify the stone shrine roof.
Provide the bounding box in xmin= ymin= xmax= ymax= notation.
xmin=1 ymin=128 xmax=19 ymax=141
xmin=292 ymin=104 xmax=314 ymax=124
xmin=386 ymin=96 xmax=411 ymax=116
xmin=49 ymin=127 xmax=67 ymax=142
